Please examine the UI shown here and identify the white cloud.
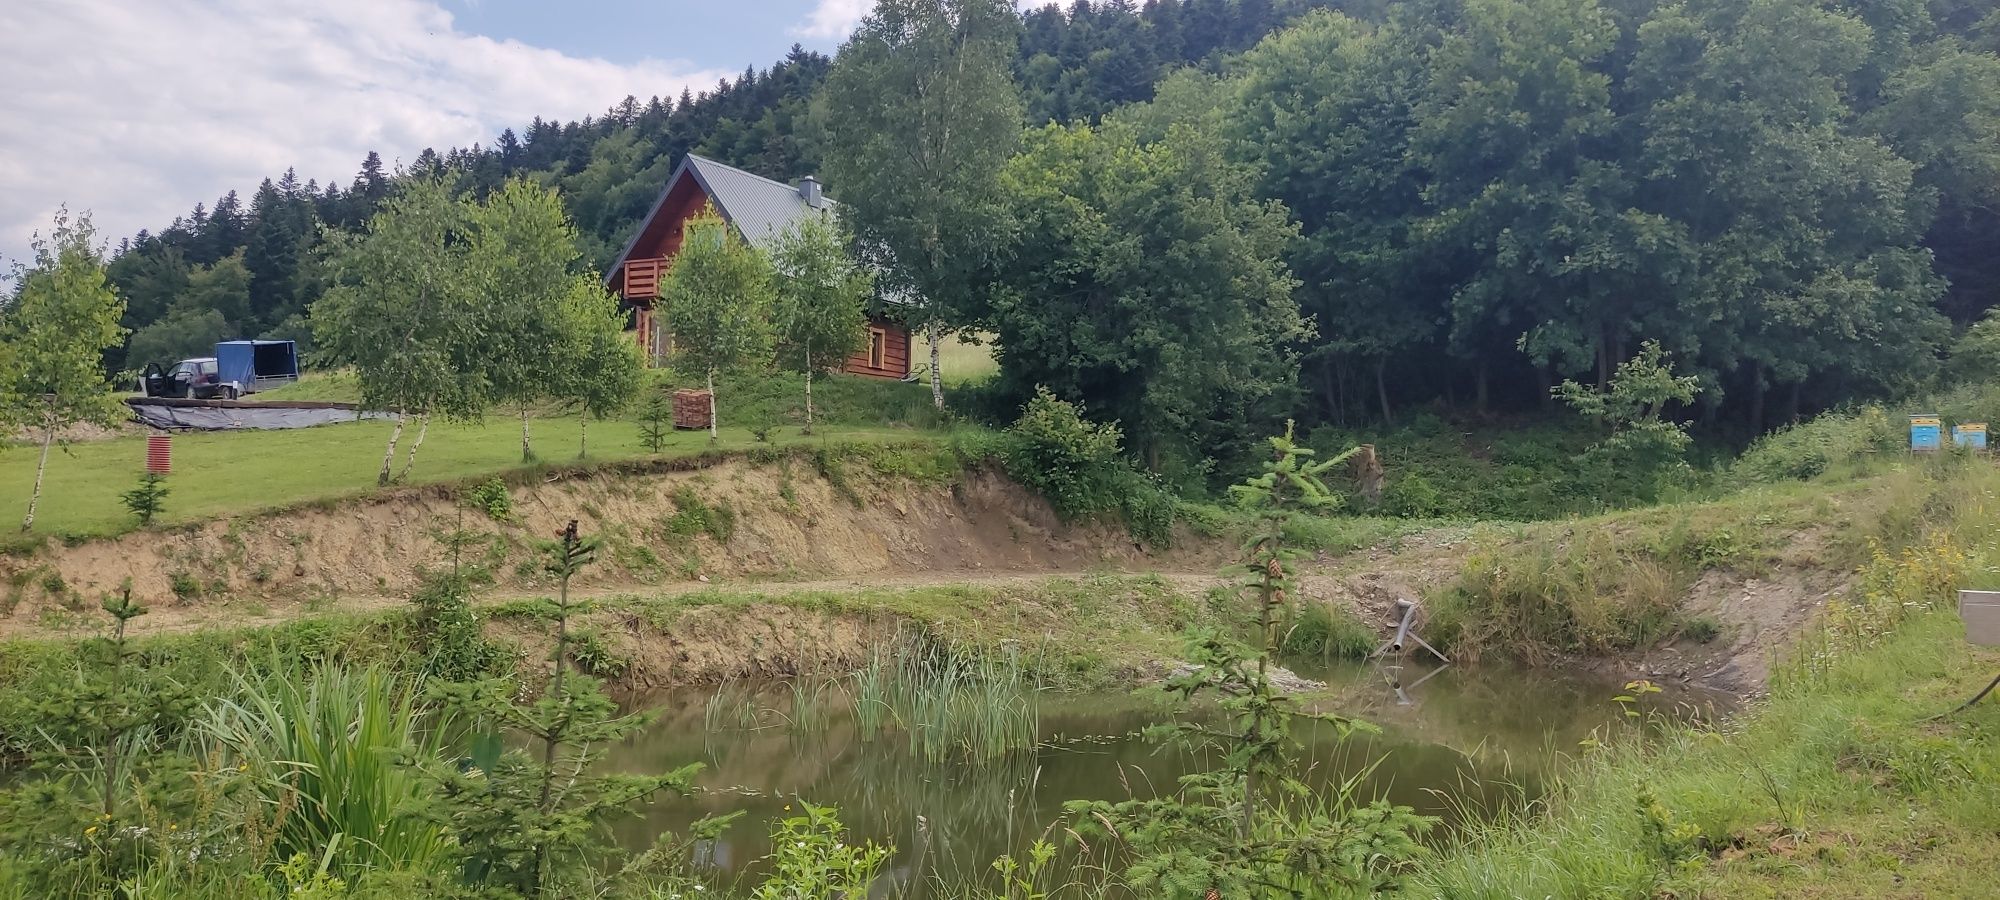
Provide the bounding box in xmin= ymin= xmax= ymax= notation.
xmin=793 ymin=0 xmax=872 ymax=40
xmin=0 ymin=0 xmax=731 ymax=270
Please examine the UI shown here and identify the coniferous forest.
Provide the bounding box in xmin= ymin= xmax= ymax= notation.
xmin=102 ymin=0 xmax=2000 ymax=473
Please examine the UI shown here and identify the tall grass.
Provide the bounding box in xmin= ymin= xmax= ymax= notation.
xmin=885 ymin=643 xmax=1040 ymax=764
xmin=1412 ymin=462 xmax=2000 ymax=898
xmin=1428 ymin=528 xmax=1687 ymax=665
xmin=196 ymin=661 xmax=456 ymax=882
xmin=705 ymin=639 xmax=1043 ymax=765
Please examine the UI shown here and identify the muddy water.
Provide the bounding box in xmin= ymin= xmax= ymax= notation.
xmin=603 ymin=660 xmax=1706 ymax=892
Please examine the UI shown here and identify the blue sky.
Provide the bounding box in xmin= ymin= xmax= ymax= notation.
xmin=0 ymin=0 xmax=886 ymax=269
xmin=449 ymin=1 xmax=849 ymax=72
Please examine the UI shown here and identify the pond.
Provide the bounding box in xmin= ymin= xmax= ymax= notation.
xmin=601 ymin=656 xmax=1713 ymax=894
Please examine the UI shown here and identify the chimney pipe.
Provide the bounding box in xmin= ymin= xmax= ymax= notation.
xmin=798 ymin=176 xmax=823 ymax=208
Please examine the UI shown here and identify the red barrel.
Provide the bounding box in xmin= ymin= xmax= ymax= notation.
xmin=146 ymin=433 xmax=171 ymax=474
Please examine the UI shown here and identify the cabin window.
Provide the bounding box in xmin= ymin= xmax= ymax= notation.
xmin=868 ymin=327 xmax=887 ymax=370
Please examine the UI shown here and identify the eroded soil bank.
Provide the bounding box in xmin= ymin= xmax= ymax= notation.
xmin=0 ymin=446 xmax=1887 ymax=698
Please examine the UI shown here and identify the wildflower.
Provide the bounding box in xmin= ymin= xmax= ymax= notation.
xmin=84 ymin=826 xmax=98 ymax=837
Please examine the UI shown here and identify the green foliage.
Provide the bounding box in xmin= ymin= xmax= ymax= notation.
xmin=1556 ymin=342 xmax=1703 ymax=503
xmin=1430 ymin=527 xmax=1693 ymax=665
xmin=1067 ymin=426 xmax=1429 ymax=897
xmin=1733 ymin=405 xmax=1905 ymax=484
xmin=119 ymin=473 xmax=171 ymax=526
xmin=663 ymin=486 xmax=735 ymax=544
xmin=986 ymin=118 xmax=1309 ymax=473
xmin=819 ymin=0 xmax=1023 ymax=407
xmin=197 ymin=661 xmax=457 ymax=882
xmin=1282 ymin=603 xmax=1377 ymax=660
xmin=417 ymin=522 xmax=708 ymax=896
xmin=463 ymin=477 xmax=514 ymax=522
xmin=770 ymin=213 xmax=871 ymax=435
xmin=635 ymin=387 xmax=673 ymax=454
xmin=749 ymin=802 xmax=891 ymax=900
xmin=124 ymin=306 xmax=230 ymax=371
xmin=409 ymin=569 xmax=498 ymax=681
xmin=0 ymin=586 xmax=205 ymax=895
xmin=1000 ymin=387 xmax=1126 ymax=522
xmin=661 ymin=211 xmax=778 ymax=438
xmin=3 ymin=209 xmax=128 ymax=532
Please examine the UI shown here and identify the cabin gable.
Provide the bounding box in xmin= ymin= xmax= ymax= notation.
xmin=606 ymin=154 xmax=913 ymax=381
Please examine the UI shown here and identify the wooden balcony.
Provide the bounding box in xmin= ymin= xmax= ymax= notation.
xmin=622 ymin=257 xmax=670 ymax=302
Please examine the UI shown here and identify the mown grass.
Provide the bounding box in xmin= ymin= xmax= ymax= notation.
xmin=0 ymin=367 xmax=966 ymax=542
xmin=1411 ymin=461 xmax=2000 ymax=898
xmin=0 ymin=418 xmax=928 ymax=540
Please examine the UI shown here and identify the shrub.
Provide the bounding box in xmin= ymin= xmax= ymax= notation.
xmin=408 ymin=570 xmax=496 ymax=681
xmin=1001 ymin=387 xmax=1127 ymax=522
xmin=463 ymin=478 xmax=514 ymax=522
xmin=663 ymin=486 xmax=735 ymax=543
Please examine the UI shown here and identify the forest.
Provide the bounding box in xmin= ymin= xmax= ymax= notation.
xmin=97 ymin=0 xmax=2000 ymax=479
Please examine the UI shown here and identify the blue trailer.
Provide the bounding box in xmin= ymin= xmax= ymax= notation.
xmin=214 ymin=340 xmax=299 ymax=395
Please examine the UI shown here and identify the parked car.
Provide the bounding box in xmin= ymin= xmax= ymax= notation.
xmin=140 ymin=357 xmax=240 ymax=400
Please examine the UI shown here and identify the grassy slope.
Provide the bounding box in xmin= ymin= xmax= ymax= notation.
xmin=0 ymin=418 xmax=930 ymax=539
xmin=1412 ymin=460 xmax=2000 ymax=898
xmin=4 ymin=371 xmax=954 ymax=540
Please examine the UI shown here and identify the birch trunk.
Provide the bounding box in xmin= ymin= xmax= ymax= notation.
xmin=395 ymin=414 xmax=430 ymax=483
xmin=578 ymin=416 xmax=588 ymax=459
xmin=520 ymin=404 xmax=535 ymax=462
xmin=706 ymin=368 xmax=718 ymax=442
xmin=803 ymin=339 xmax=815 ymax=436
xmin=377 ymin=410 xmax=406 ymax=487
xmin=21 ymin=405 xmax=55 ymax=532
xmin=927 ymin=322 xmax=944 ymax=410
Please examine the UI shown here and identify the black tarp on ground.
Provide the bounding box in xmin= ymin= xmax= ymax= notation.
xmin=126 ymin=398 xmax=393 ymax=431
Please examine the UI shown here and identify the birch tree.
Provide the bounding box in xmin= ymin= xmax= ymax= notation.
xmin=312 ymin=178 xmax=488 ymax=485
xmin=659 ymin=212 xmax=774 ymax=441
xmin=553 ymin=277 xmax=642 ymax=458
xmin=771 ymin=215 xmax=870 ymax=434
xmin=2 ymin=209 xmax=127 ymax=531
xmin=819 ymin=0 xmax=1022 ymax=409
xmin=470 ymin=178 xmax=582 ymax=463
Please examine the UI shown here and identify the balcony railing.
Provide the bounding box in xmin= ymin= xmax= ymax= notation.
xmin=622 ymin=257 xmax=670 ymax=301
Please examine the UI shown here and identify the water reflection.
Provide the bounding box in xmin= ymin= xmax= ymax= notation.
xmin=601 ymin=658 xmax=1711 ymax=893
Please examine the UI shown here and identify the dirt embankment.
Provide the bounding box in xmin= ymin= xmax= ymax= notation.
xmin=0 ymin=457 xmax=1224 ymax=637
xmin=0 ymin=450 xmax=1863 ymax=699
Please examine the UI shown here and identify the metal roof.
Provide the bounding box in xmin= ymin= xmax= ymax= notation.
xmin=605 ymin=154 xmax=831 ymax=284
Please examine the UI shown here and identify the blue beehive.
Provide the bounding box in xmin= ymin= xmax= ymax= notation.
xmin=1955 ymin=423 xmax=1988 ymax=450
xmin=1911 ymin=414 xmax=1943 ymax=451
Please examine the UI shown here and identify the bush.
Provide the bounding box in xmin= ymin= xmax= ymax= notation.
xmin=1001 ymin=387 xmax=1127 ymax=522
xmin=463 ymin=478 xmax=514 ymax=522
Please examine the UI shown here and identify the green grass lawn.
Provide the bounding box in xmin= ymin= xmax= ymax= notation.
xmin=0 ymin=416 xmax=918 ymax=540
xmin=937 ymin=332 xmax=998 ymax=386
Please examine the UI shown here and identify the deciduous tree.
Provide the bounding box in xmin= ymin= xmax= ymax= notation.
xmin=312 ymin=178 xmax=488 ymax=485
xmin=771 ymin=214 xmax=870 ymax=434
xmin=989 ymin=120 xmax=1309 ymax=475
xmin=659 ymin=212 xmax=776 ymax=440
xmin=819 ymin=0 xmax=1023 ymax=409
xmin=3 ymin=209 xmax=127 ymax=531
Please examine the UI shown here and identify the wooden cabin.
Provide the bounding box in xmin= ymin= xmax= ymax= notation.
xmin=603 ymin=154 xmax=912 ymax=380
